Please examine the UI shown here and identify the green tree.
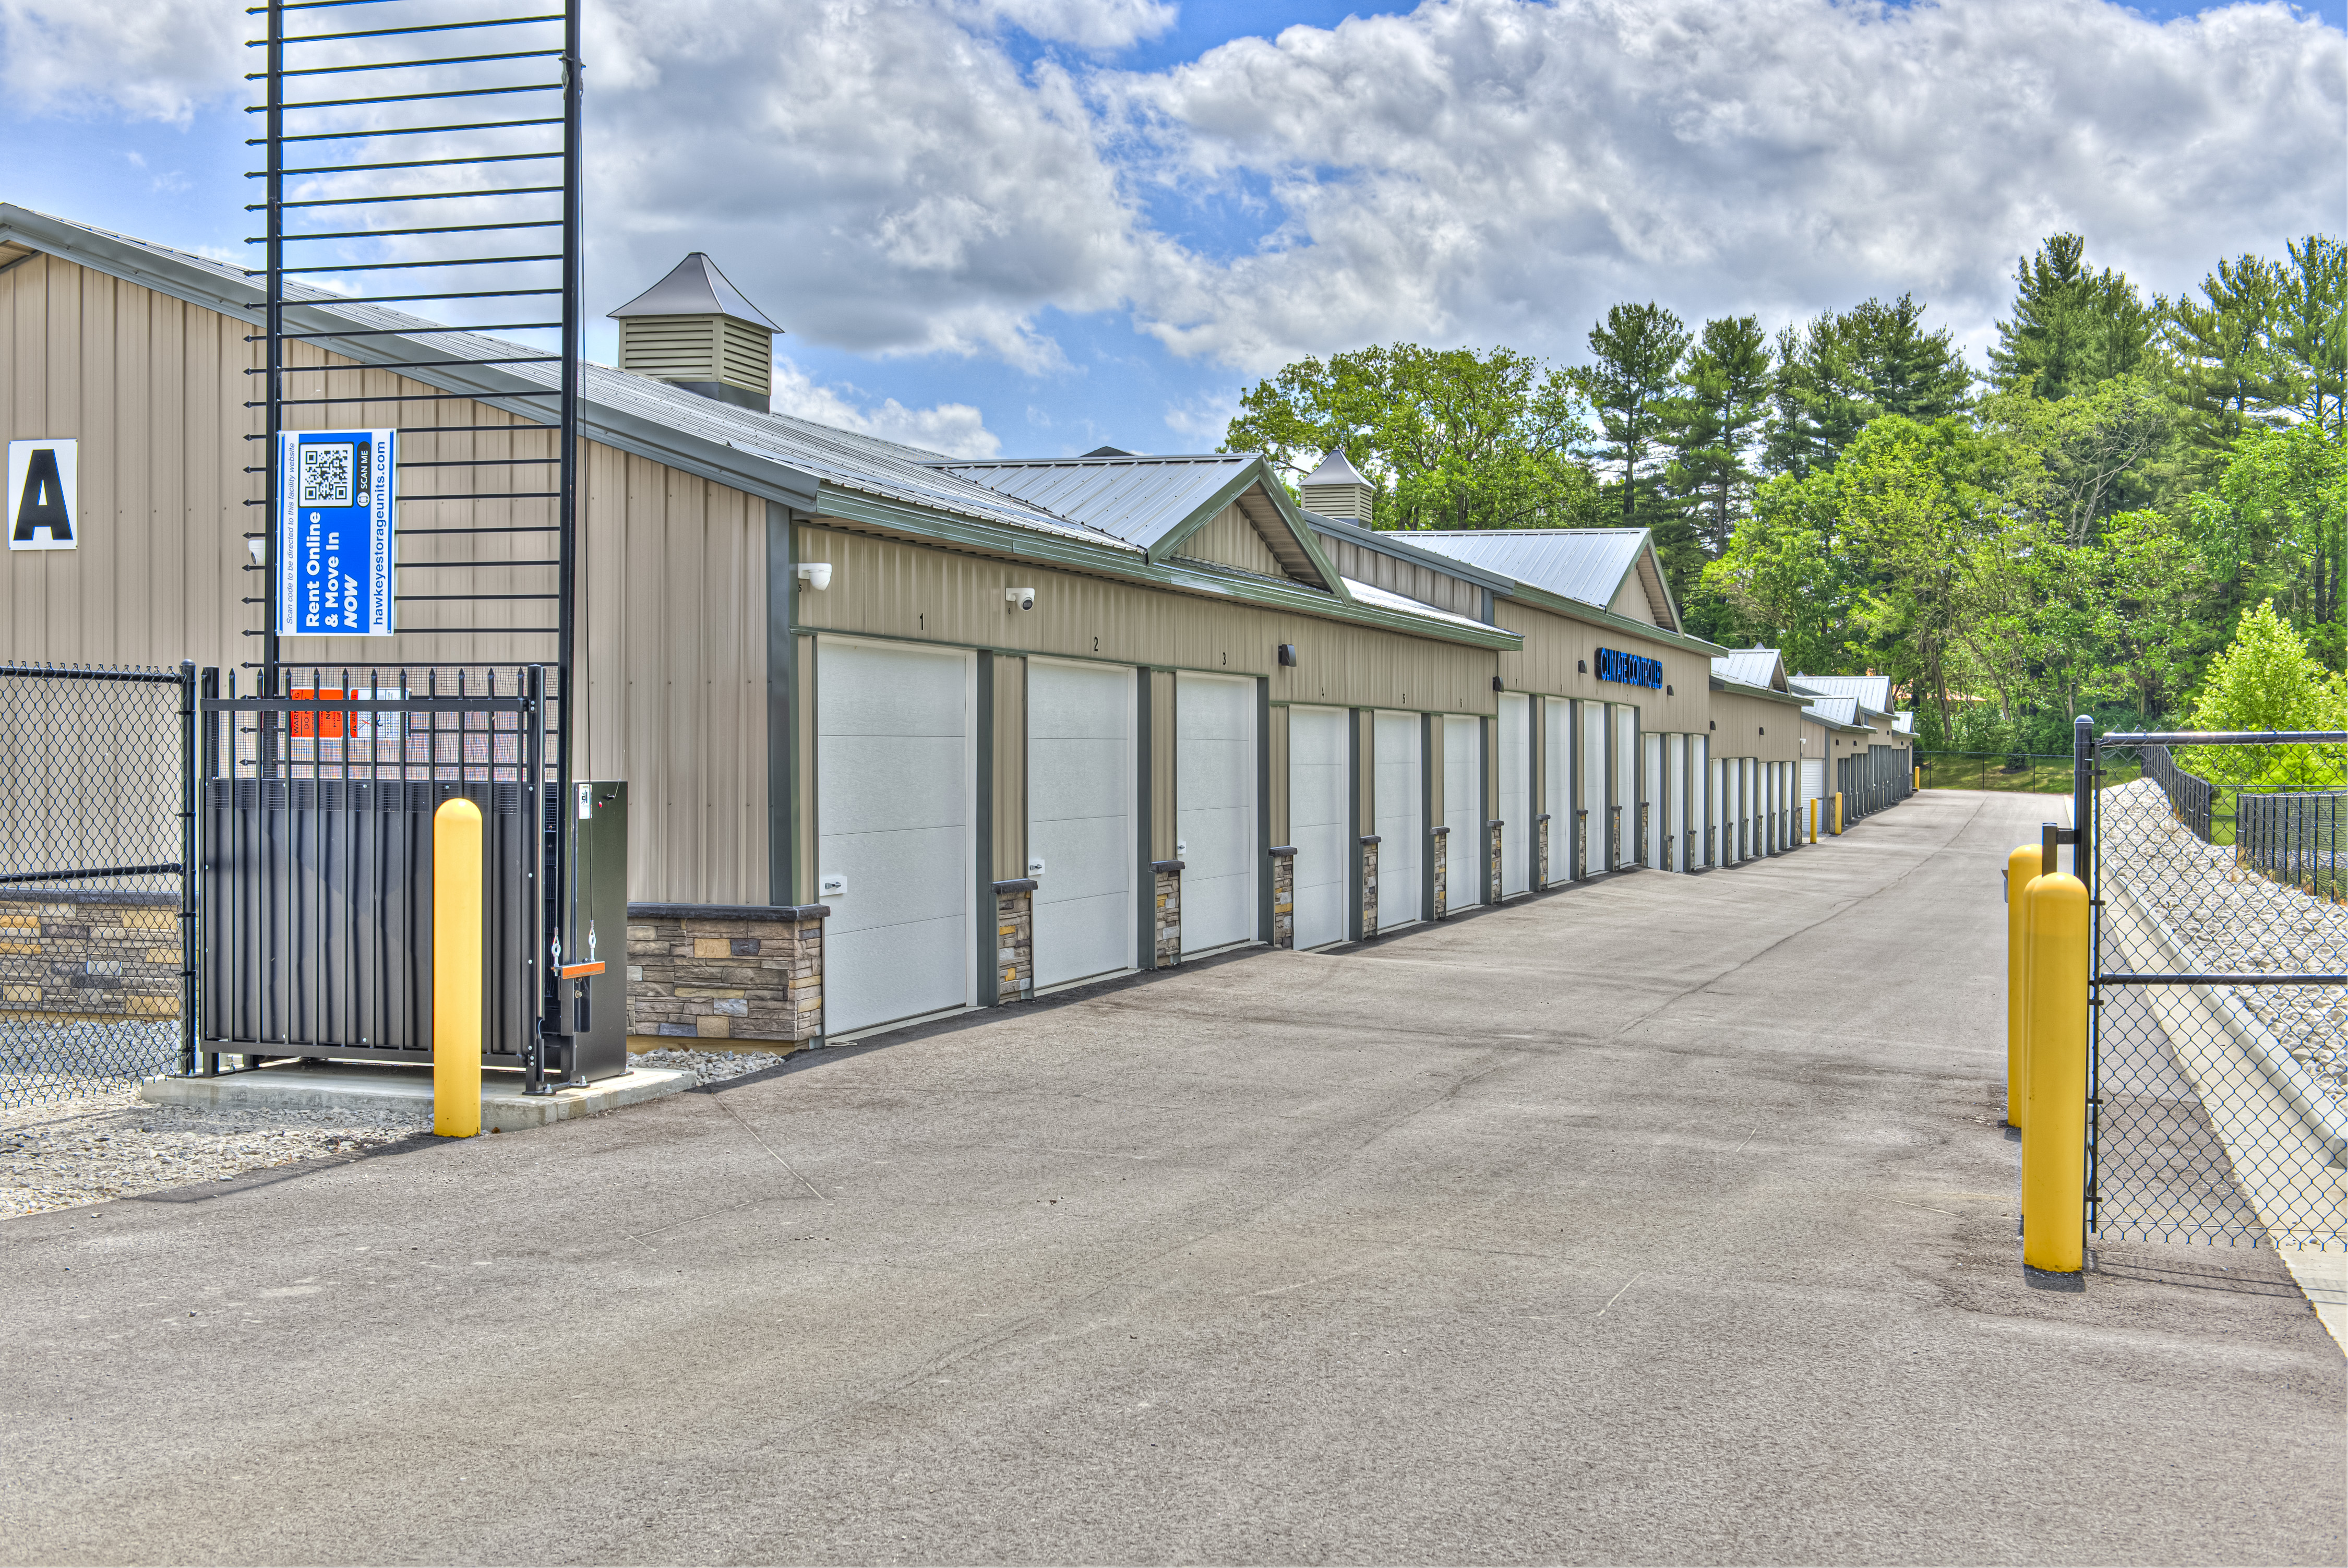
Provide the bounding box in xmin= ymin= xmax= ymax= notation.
xmin=1221 ymin=343 xmax=1599 ymax=530
xmin=2269 ymin=235 xmax=2348 ymax=437
xmin=2188 ymin=421 xmax=2348 ymax=666
xmin=1762 ymin=294 xmax=1971 ymax=478
xmin=2182 ymin=600 xmax=2348 ymax=791
xmin=1569 ymin=303 xmax=1690 ymax=522
xmin=1989 ymin=233 xmax=2163 ymax=401
xmin=2167 ymin=252 xmax=2283 ymax=457
xmin=1982 ymin=374 xmax=2182 ymax=547
xmin=1659 ymin=315 xmax=1772 ymax=557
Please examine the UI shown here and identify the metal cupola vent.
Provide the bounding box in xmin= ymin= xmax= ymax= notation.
xmin=1299 ymin=447 xmax=1373 ymax=523
xmin=609 ymin=253 xmax=781 ymax=412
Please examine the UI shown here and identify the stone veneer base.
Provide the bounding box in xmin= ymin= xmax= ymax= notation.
xmin=626 ymin=902 xmax=827 ymax=1044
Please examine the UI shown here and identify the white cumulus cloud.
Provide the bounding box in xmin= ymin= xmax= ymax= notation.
xmin=4 ymin=0 xmax=2341 ymax=390
xmin=769 ymin=359 xmax=1002 ymax=458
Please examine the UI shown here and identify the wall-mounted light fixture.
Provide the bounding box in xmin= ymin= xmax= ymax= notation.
xmin=1277 ymin=643 xmax=1298 ymax=667
xmin=1709 ymin=720 xmax=1717 ymax=731
xmin=1664 ymin=684 xmax=1673 ymax=696
xmin=1005 ymin=585 xmax=1035 ymax=611
xmin=1577 ymin=658 xmax=1588 ymax=674
xmin=1490 ymin=675 xmax=1503 ymax=692
xmin=796 ymin=562 xmax=832 ymax=591
xmin=1758 ymin=726 xmax=1766 ymax=736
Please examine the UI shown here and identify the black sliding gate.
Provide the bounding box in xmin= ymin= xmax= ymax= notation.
xmin=188 ymin=665 xmax=613 ymax=1091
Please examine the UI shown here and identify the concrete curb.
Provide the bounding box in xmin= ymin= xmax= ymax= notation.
xmin=137 ymin=1064 xmax=696 ymax=1130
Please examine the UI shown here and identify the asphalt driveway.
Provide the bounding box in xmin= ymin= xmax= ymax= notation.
xmin=2 ymin=790 xmax=2340 ymax=1565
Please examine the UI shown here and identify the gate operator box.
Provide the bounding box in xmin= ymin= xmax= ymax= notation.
xmin=562 ymin=780 xmax=629 ymax=1082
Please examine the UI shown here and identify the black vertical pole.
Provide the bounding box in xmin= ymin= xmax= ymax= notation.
xmin=261 ymin=0 xmax=282 ymax=684
xmin=178 ymin=661 xmax=198 ymax=1076
xmin=2075 ymin=713 xmax=2099 ymax=1240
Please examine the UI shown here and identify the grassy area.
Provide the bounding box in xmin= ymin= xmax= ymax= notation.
xmin=1917 ymin=752 xmax=2145 ymax=795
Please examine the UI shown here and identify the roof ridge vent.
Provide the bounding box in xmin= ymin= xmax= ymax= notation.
xmin=609 ymin=253 xmax=779 ymax=413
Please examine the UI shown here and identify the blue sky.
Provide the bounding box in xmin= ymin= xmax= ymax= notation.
xmin=4 ymin=1 xmax=2341 ymax=462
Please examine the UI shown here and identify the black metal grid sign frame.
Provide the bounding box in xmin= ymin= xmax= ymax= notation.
xmin=244 ymin=0 xmax=583 ymax=1069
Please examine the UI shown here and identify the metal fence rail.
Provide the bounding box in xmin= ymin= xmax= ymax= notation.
xmin=0 ymin=664 xmax=195 ymax=1111
xmin=2088 ymin=727 xmax=2348 ymax=1252
xmin=2237 ymin=790 xmax=2345 ymax=905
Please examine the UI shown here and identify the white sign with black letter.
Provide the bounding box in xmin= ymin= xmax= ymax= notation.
xmin=7 ymin=439 xmax=77 ymax=551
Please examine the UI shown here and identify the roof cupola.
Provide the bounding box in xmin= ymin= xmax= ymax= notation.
xmin=608 ymin=253 xmax=780 ymax=412
xmin=1299 ymin=448 xmax=1373 ymax=523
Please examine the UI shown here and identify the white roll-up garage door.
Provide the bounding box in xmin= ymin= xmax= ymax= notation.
xmin=1708 ymin=755 xmax=1725 ymax=867
xmin=1498 ymin=693 xmax=1530 ymax=897
xmin=1027 ymin=659 xmax=1133 ymax=990
xmin=1667 ymin=734 xmax=1687 ymax=873
xmin=1642 ymin=731 xmax=1664 ymax=869
xmin=1802 ymin=756 xmax=1825 ymax=812
xmin=1688 ymin=736 xmax=1708 ymax=868
xmin=1373 ymin=709 xmax=1422 ymax=926
xmin=1177 ymin=672 xmax=1257 ymax=955
xmin=1443 ymin=714 xmax=1482 ymax=909
xmin=1612 ymin=705 xmax=1638 ymax=870
xmin=1579 ymin=701 xmax=1607 ymax=873
xmin=817 ymin=639 xmax=974 ymax=1036
xmin=1542 ymin=698 xmax=1571 ymax=883
xmin=1288 ymin=705 xmax=1347 ymax=949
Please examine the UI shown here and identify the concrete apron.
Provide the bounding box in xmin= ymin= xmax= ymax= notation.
xmin=138 ymin=1062 xmax=694 ymax=1130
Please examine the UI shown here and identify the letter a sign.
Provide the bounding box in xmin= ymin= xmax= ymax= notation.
xmin=7 ymin=439 xmax=77 ymax=550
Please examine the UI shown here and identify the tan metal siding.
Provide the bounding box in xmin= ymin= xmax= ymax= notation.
xmin=1171 ymin=503 xmax=1284 ymax=578
xmin=992 ymin=654 xmax=1026 ymax=881
xmin=1 ymin=252 xmax=254 ymax=675
xmin=1493 ymin=599 xmax=1707 ymax=733
xmin=1 ymin=252 xmax=769 ymax=906
xmin=1708 ymin=689 xmax=1803 ymax=764
xmin=793 ymin=524 xmax=1493 ymax=717
xmin=1316 ymin=535 xmax=1482 ymax=619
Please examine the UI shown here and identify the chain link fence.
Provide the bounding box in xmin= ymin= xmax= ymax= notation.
xmin=2090 ymin=733 xmax=2347 ymax=1252
xmin=1 ymin=664 xmax=194 ymax=1112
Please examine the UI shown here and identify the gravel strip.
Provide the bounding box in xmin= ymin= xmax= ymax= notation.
xmin=2104 ymin=778 xmax=2348 ymax=1107
xmin=627 ymin=1047 xmax=795 ymax=1085
xmin=2 ymin=1083 xmax=428 ymax=1221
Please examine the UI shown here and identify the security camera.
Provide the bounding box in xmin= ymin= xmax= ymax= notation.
xmin=796 ymin=562 xmax=832 ymax=591
xmin=1006 ymin=586 xmax=1036 ymax=611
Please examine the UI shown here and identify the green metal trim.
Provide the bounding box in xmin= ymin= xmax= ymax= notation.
xmin=1499 ymin=576 xmax=1727 ymax=659
xmin=812 ymin=483 xmax=1523 ymax=652
xmin=1139 ymin=459 xmax=1346 ymax=600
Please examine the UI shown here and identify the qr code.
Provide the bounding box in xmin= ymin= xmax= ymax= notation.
xmin=300 ymin=442 xmax=357 ymax=507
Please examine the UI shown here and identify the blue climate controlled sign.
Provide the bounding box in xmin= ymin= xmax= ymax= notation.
xmin=1594 ymin=647 xmax=1663 ymax=689
xmin=277 ymin=429 xmax=395 ymax=637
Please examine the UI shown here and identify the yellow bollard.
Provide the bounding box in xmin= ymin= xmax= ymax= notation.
xmin=1808 ymin=797 xmax=1818 ymax=844
xmin=2004 ymin=843 xmax=2042 ymax=1128
xmin=1833 ymin=792 xmax=1843 ymax=834
xmin=2021 ymin=868 xmax=2090 ymax=1273
xmin=432 ymin=796 xmax=484 ymax=1138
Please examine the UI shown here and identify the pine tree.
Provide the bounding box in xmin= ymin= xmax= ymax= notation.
xmin=1762 ymin=295 xmax=1970 ymax=477
xmin=1568 ymin=303 xmax=1691 ymax=523
xmin=2167 ymin=253 xmax=2283 ymax=457
xmin=1660 ymin=316 xmax=1772 ymax=557
xmin=1989 ymin=233 xmax=2162 ymax=401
